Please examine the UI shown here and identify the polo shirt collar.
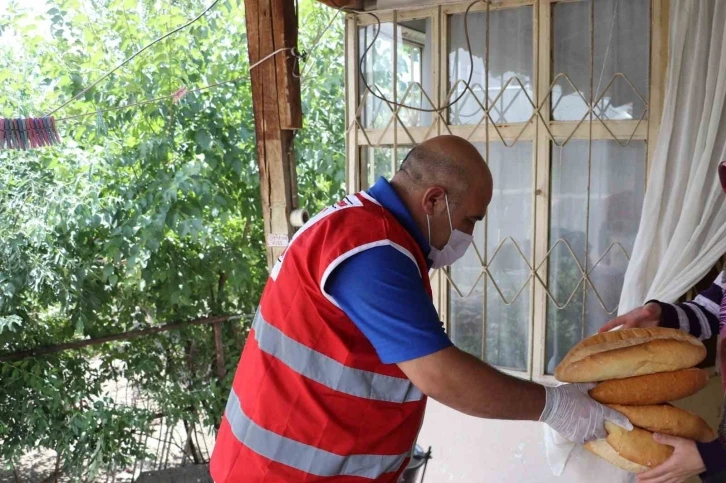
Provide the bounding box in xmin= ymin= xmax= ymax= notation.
xmin=367 ymin=177 xmax=431 ymax=262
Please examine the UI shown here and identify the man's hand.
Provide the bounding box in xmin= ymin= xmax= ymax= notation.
xmin=598 ymin=302 xmax=661 ymax=333
xmin=539 ymin=383 xmax=633 ymax=444
xmin=636 ymin=433 xmax=705 ymax=483
xmin=397 ymin=346 xmax=546 ymax=421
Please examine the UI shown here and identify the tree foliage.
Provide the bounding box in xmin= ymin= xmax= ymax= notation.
xmin=0 ymin=0 xmax=345 ymax=477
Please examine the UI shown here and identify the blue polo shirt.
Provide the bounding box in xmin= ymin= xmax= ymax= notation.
xmin=324 ymin=177 xmax=453 ymax=364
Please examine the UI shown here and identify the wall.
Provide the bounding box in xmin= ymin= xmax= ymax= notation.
xmin=416 ymin=375 xmax=723 ymax=483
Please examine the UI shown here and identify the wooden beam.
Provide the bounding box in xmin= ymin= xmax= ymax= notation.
xmin=532 ymin=0 xmax=551 ymax=381
xmin=316 ymin=0 xmax=365 ymax=10
xmin=271 ymin=0 xmax=303 ymax=129
xmin=647 ymin=0 xmax=669 ymax=177
xmin=245 ymin=0 xmax=302 ymax=267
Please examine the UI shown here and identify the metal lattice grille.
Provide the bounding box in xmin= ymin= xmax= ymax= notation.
xmin=346 ymin=0 xmax=664 ymax=379
xmin=442 ymin=237 xmax=631 ymax=314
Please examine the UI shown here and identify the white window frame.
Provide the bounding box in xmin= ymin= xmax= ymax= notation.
xmin=344 ymin=0 xmax=670 ymax=384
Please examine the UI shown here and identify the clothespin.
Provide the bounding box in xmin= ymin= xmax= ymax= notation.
xmin=34 ymin=118 xmax=44 ymax=148
xmin=0 ymin=116 xmax=60 ymax=150
xmin=3 ymin=119 xmax=9 ymax=149
xmin=42 ymin=117 xmax=54 ymax=145
xmin=13 ymin=119 xmax=21 ymax=149
xmin=12 ymin=119 xmax=18 ymax=149
xmin=12 ymin=119 xmax=22 ymax=150
xmin=5 ymin=119 xmax=13 ymax=149
xmin=5 ymin=119 xmax=15 ymax=149
xmin=20 ymin=119 xmax=29 ymax=150
xmin=50 ymin=117 xmax=60 ymax=145
xmin=14 ymin=119 xmax=22 ymax=150
xmin=172 ymin=86 xmax=189 ymax=104
xmin=40 ymin=118 xmax=49 ymax=146
xmin=18 ymin=119 xmax=27 ymax=150
xmin=24 ymin=119 xmax=32 ymax=149
xmin=33 ymin=118 xmax=44 ymax=148
xmin=95 ymin=108 xmax=106 ymax=136
xmin=30 ymin=118 xmax=41 ymax=148
xmin=37 ymin=118 xmax=49 ymax=147
xmin=25 ymin=119 xmax=36 ymax=149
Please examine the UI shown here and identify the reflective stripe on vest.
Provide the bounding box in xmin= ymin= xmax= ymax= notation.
xmin=253 ymin=309 xmax=423 ymax=403
xmin=225 ymin=390 xmax=409 ymax=478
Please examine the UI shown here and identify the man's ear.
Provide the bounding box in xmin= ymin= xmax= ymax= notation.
xmin=422 ymin=186 xmax=446 ymax=215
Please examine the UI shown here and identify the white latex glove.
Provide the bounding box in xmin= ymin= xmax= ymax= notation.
xmin=539 ymin=383 xmax=633 ymax=444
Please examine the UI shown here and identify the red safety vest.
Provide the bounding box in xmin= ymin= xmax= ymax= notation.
xmin=210 ymin=191 xmax=431 ymax=482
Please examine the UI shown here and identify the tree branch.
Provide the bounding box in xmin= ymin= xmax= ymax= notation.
xmin=0 ymin=314 xmax=241 ymax=362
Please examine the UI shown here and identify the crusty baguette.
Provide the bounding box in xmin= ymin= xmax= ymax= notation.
xmin=604 ymin=421 xmax=673 ymax=468
xmin=608 ymin=404 xmax=715 ymax=443
xmin=554 ymin=328 xmax=706 ymax=382
xmin=584 ymin=439 xmax=649 ymax=473
xmin=589 ymin=368 xmax=709 ymax=405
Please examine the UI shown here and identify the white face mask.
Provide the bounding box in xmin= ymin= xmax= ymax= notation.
xmin=427 ymin=194 xmax=473 ymax=269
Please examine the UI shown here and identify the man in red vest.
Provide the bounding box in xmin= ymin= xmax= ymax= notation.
xmin=210 ymin=135 xmax=631 ymax=482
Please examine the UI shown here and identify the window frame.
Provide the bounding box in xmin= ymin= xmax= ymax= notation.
xmin=344 ymin=0 xmax=670 ymax=383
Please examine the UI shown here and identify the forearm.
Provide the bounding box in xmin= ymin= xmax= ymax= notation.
xmin=697 ymin=438 xmax=726 ymax=477
xmin=398 ymin=346 xmax=545 ymax=420
xmin=649 ymin=272 xmax=724 ymax=340
xmin=650 ymin=296 xmax=720 ymax=340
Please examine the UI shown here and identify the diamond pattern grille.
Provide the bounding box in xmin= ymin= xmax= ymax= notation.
xmin=443 ymin=236 xmax=631 ymax=315
xmin=350 ymin=72 xmax=648 ymax=148
xmin=352 ymin=71 xmax=644 ymax=313
xmin=351 ymin=5 xmax=650 ymax=319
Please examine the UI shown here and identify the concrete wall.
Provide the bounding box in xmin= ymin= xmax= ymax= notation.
xmin=416 ymin=375 xmax=723 ymax=483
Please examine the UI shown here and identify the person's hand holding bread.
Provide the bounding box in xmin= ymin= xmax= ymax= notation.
xmin=554 ymin=327 xmax=712 ymax=475
xmin=598 ymin=302 xmax=661 ymax=333
xmin=594 ymin=303 xmax=716 ymax=482
xmin=635 ymin=433 xmax=706 ymax=483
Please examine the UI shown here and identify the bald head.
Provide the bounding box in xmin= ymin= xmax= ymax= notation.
xmin=395 ymin=135 xmax=491 ymax=208
xmin=390 ymin=135 xmax=493 ymax=251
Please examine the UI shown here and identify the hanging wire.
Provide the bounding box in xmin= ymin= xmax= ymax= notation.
xmin=47 ymin=0 xmax=223 ymax=117
xmin=357 ymin=0 xmax=485 ymax=113
xmin=594 ymin=0 xmax=621 ymax=110
xmin=55 ymin=47 xmax=296 ymax=123
xmin=297 ymin=8 xmax=343 ymax=79
xmin=44 ymin=0 xmax=362 ymax=125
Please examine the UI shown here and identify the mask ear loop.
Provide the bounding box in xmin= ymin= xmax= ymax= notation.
xmin=427 ymin=214 xmax=432 ymax=244
xmin=428 ymin=192 xmax=453 ymax=247
xmin=444 ymin=193 xmax=453 ymax=232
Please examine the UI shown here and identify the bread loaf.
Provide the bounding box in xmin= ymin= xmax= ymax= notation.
xmin=609 ymin=404 xmax=715 ymax=442
xmin=584 ymin=439 xmax=649 ymax=474
xmin=589 ymin=368 xmax=708 ymax=405
xmin=604 ymin=421 xmax=673 ymax=468
xmin=554 ymin=328 xmax=706 ymax=382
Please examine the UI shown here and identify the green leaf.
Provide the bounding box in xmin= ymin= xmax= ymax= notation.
xmin=0 ymin=315 xmax=22 ymax=333
xmin=195 ymin=131 xmax=212 ymax=150
xmin=0 ymin=0 xmax=345 ymax=475
xmin=103 ymin=265 xmax=114 ymax=280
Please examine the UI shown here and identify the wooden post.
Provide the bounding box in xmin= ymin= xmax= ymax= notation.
xmin=316 ymin=0 xmax=364 ymax=10
xmin=245 ymin=0 xmax=303 ymax=267
xmin=212 ymin=321 xmax=226 ymax=382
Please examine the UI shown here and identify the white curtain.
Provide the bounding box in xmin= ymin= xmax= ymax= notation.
xmin=618 ymin=0 xmax=726 ymax=313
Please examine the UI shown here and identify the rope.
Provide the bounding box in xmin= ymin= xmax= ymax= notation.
xmin=47 ymin=0 xmax=223 ymax=117
xmin=55 ymin=48 xmax=295 ymax=123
